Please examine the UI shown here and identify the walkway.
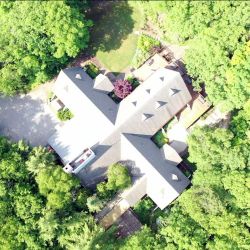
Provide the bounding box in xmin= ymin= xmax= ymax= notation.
xmin=167 ymin=95 xmax=211 ymax=155
xmin=98 ymin=177 xmax=147 ymax=229
xmin=195 ymin=108 xmax=230 ymax=128
xmin=178 ymin=95 xmax=211 ymax=129
xmin=99 ymin=199 xmax=130 ymax=229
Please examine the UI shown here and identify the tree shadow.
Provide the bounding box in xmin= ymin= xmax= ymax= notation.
xmin=0 ymin=95 xmax=60 ymax=146
xmin=88 ymin=1 xmax=135 ymax=54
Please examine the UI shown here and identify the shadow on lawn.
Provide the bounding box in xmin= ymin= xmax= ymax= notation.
xmin=88 ymin=1 xmax=135 ymax=53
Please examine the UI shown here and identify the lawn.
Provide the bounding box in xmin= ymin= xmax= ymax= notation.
xmin=89 ymin=1 xmax=143 ymax=73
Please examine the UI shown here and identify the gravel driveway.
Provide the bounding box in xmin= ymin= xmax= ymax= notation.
xmin=0 ymin=82 xmax=60 ymax=146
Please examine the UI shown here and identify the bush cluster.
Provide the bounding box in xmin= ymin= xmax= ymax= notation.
xmin=97 ymin=163 xmax=132 ymax=201
xmin=132 ymin=35 xmax=161 ymax=68
xmin=57 ymin=108 xmax=74 ymax=121
xmin=126 ymin=76 xmax=140 ymax=89
xmin=114 ymin=79 xmax=133 ymax=99
xmin=84 ymin=62 xmax=100 ymax=79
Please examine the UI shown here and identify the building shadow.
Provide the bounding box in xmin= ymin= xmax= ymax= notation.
xmin=0 ymin=95 xmax=60 ymax=146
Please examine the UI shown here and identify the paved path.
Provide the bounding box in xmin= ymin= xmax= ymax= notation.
xmin=0 ymin=82 xmax=60 ymax=146
xmin=99 ymin=199 xmax=130 ymax=229
xmin=195 ymin=108 xmax=229 ymax=128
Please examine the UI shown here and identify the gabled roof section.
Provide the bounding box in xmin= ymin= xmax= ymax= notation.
xmin=160 ymin=144 xmax=182 ymax=166
xmin=115 ymin=68 xmax=192 ymax=135
xmin=120 ymin=133 xmax=190 ymax=209
xmin=54 ymin=67 xmax=118 ymax=125
xmin=93 ymin=73 xmax=114 ymax=93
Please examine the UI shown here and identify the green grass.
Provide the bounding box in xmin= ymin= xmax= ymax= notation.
xmin=89 ymin=1 xmax=143 ymax=73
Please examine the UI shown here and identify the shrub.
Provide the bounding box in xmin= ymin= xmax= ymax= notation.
xmin=114 ymin=79 xmax=133 ymax=99
xmin=108 ymin=91 xmax=122 ymax=104
xmin=133 ymin=197 xmax=155 ymax=225
xmin=84 ymin=62 xmax=100 ymax=79
xmin=106 ymin=163 xmax=131 ymax=191
xmin=138 ymin=35 xmax=161 ymax=52
xmin=57 ymin=108 xmax=73 ymax=121
xmin=152 ymin=130 xmax=168 ymax=148
xmin=87 ymin=195 xmax=105 ymax=213
xmin=96 ymin=182 xmax=114 ymax=200
xmin=132 ymin=35 xmax=161 ymax=68
xmin=126 ymin=76 xmax=140 ymax=89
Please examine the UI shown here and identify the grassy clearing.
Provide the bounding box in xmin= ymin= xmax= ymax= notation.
xmin=89 ymin=1 xmax=143 ymax=73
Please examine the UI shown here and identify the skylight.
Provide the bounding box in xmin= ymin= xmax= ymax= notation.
xmin=155 ymin=101 xmax=167 ymax=109
xmin=169 ymin=88 xmax=180 ymax=96
xmin=141 ymin=113 xmax=153 ymax=121
xmin=171 ymin=173 xmax=179 ymax=181
xmin=63 ymin=85 xmax=69 ymax=93
xmin=75 ymin=73 xmax=82 ymax=79
xmin=132 ymin=101 xmax=137 ymax=106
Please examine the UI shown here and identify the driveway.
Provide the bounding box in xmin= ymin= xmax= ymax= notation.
xmin=0 ymin=82 xmax=60 ymax=146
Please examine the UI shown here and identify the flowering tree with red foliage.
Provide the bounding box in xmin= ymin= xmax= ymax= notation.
xmin=114 ymin=79 xmax=132 ymax=99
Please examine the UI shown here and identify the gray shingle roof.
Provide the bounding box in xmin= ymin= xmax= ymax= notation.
xmin=116 ymin=68 xmax=192 ymax=136
xmin=59 ymin=67 xmax=118 ymax=124
xmin=121 ymin=133 xmax=190 ymax=209
xmin=48 ymin=65 xmax=192 ymax=209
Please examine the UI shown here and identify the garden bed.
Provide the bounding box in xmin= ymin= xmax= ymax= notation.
xmin=152 ymin=118 xmax=177 ymax=148
xmin=108 ymin=76 xmax=140 ymax=104
xmin=152 ymin=130 xmax=168 ymax=148
xmin=108 ymin=91 xmax=122 ymax=104
xmin=83 ymin=62 xmax=100 ymax=79
xmin=132 ymin=34 xmax=162 ymax=69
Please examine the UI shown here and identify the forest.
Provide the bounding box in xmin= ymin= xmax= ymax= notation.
xmin=0 ymin=1 xmax=249 ymax=249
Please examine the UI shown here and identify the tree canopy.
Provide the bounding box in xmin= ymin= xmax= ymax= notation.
xmin=106 ymin=163 xmax=132 ymax=191
xmin=139 ymin=1 xmax=250 ymax=110
xmin=0 ymin=1 xmax=249 ymax=249
xmin=152 ymin=110 xmax=250 ymax=250
xmin=0 ymin=1 xmax=91 ymax=95
xmin=0 ymin=138 xmax=114 ymax=249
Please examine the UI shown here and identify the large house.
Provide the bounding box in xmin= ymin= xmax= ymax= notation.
xmin=48 ymin=65 xmax=192 ymax=210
